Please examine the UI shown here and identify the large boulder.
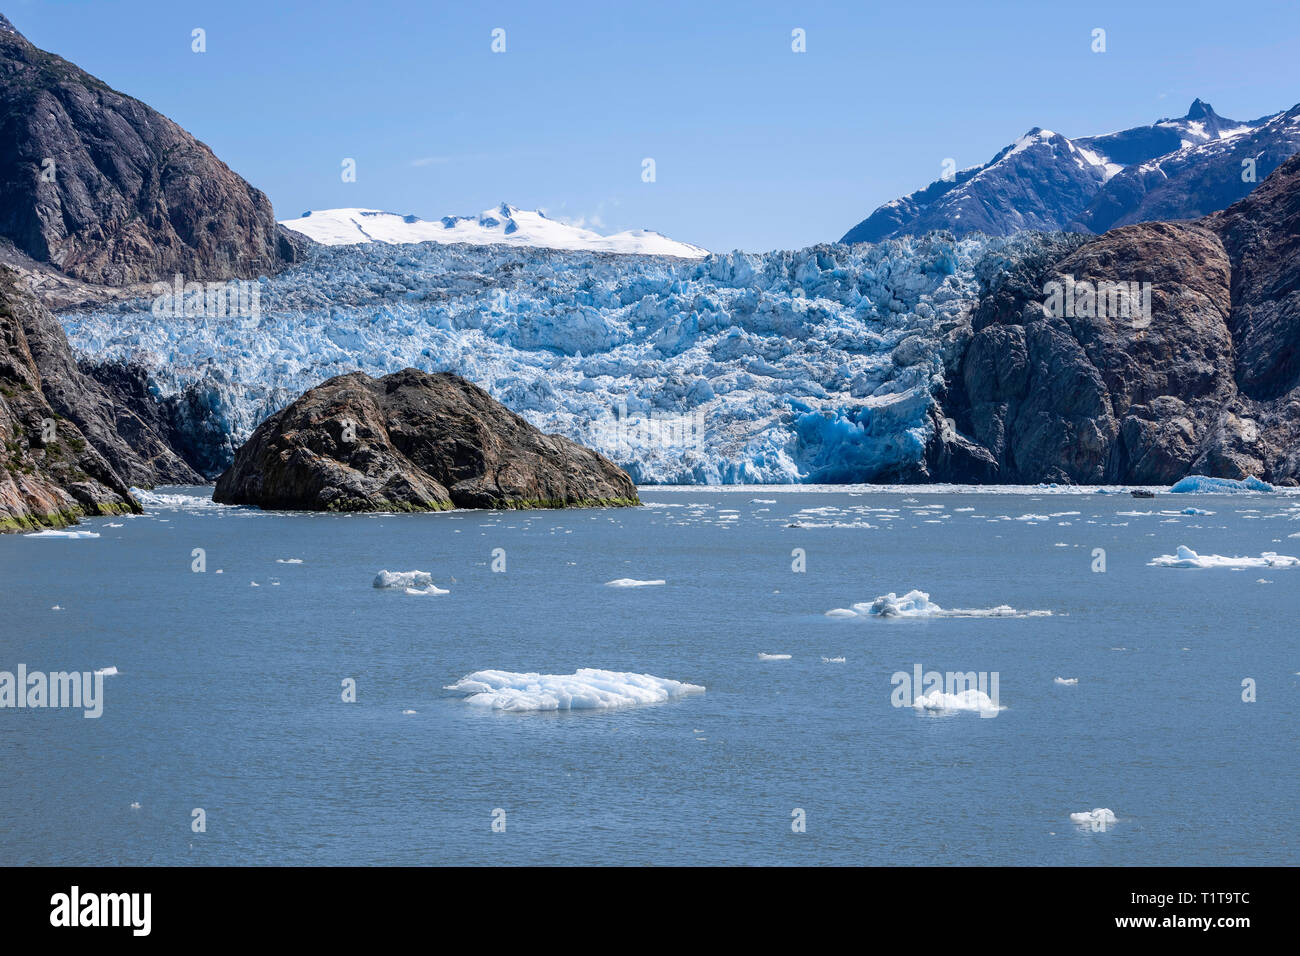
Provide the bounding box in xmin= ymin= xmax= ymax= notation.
xmin=214 ymin=369 xmax=640 ymax=511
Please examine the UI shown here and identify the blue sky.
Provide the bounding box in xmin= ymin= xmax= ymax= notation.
xmin=10 ymin=0 xmax=1300 ymax=251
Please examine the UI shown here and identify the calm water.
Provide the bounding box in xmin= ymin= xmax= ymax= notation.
xmin=1 ymin=486 xmax=1296 ymax=866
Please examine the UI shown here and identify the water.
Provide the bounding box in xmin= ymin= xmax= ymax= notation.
xmin=2 ymin=486 xmax=1296 ymax=865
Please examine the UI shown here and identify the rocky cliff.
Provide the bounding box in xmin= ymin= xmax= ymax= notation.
xmin=928 ymin=152 xmax=1300 ymax=484
xmin=0 ymin=267 xmax=141 ymax=530
xmin=214 ymin=369 xmax=640 ymax=511
xmin=0 ymin=12 xmax=302 ymax=287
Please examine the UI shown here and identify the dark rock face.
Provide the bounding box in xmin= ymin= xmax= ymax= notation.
xmin=0 ymin=15 xmax=301 ymax=285
xmin=214 ymin=369 xmax=640 ymax=511
xmin=0 ymin=267 xmax=139 ymax=530
xmin=842 ymin=100 xmax=1300 ymax=245
xmin=928 ymin=153 xmax=1300 ymax=485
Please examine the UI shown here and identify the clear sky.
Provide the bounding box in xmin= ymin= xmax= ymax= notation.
xmin=9 ymin=0 xmax=1300 ymax=252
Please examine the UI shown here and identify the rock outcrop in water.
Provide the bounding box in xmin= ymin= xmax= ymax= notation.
xmin=0 ymin=268 xmax=140 ymax=530
xmin=0 ymin=13 xmax=302 ymax=287
xmin=214 ymin=368 xmax=640 ymax=511
xmin=930 ymin=152 xmax=1300 ymax=484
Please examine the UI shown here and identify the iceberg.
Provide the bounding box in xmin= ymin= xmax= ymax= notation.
xmin=1149 ymin=545 xmax=1300 ymax=569
xmin=373 ymin=569 xmax=437 ymax=589
xmin=757 ymin=653 xmax=792 ymax=660
xmin=25 ymin=529 xmax=99 ymax=538
xmin=1070 ymin=808 xmax=1117 ymax=826
xmin=1169 ymin=475 xmax=1273 ymax=494
xmin=829 ymin=589 xmax=1051 ymax=618
xmin=444 ymin=668 xmax=705 ymax=711
xmin=604 ymin=578 xmax=666 ymax=587
xmin=913 ymin=689 xmax=1003 ymax=714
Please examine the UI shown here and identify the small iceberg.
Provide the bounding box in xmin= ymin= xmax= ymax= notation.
xmin=913 ymin=689 xmax=1003 ymax=715
xmin=276 ymin=558 xmax=304 ymax=564
xmin=604 ymin=578 xmax=666 ymax=587
xmin=1070 ymin=808 xmax=1117 ymax=826
xmin=1054 ymin=677 xmax=1079 ymax=685
xmin=404 ymin=584 xmax=449 ymax=595
xmin=1169 ymin=475 xmax=1273 ymax=494
xmin=757 ymin=653 xmax=792 ymax=661
xmin=374 ymin=570 xmax=435 ymax=589
xmin=25 ymin=529 xmax=99 ymax=539
xmin=94 ymin=666 xmax=119 ymax=677
xmin=828 ymin=590 xmax=1051 ymax=619
xmin=445 ymin=668 xmax=704 ymax=711
xmin=1149 ymin=546 xmax=1300 ymax=569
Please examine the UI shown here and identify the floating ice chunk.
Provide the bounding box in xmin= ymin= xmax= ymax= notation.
xmin=913 ymin=689 xmax=1003 ymax=714
xmin=1069 ymin=808 xmax=1117 ymax=826
xmin=404 ymin=584 xmax=449 ymax=595
xmin=131 ymin=487 xmax=233 ymax=510
xmin=1054 ymin=677 xmax=1079 ymax=685
xmin=402 ymin=709 xmax=417 ymax=715
xmin=1149 ymin=545 xmax=1300 ymax=569
xmin=604 ymin=578 xmax=666 ymax=587
xmin=277 ymin=558 xmax=304 ymax=564
xmin=445 ymin=668 xmax=705 ymax=711
xmin=750 ymin=498 xmax=777 ymax=504
xmin=1179 ymin=507 xmax=1212 ymax=516
xmin=824 ymin=608 xmax=858 ymax=618
xmin=838 ymin=589 xmax=1050 ymax=619
xmin=374 ymin=569 xmax=435 ymax=589
xmin=95 ymin=666 xmax=118 ymax=676
xmin=1169 ymin=475 xmax=1273 ymax=494
xmin=25 ymin=529 xmax=99 ymax=539
xmin=758 ymin=653 xmax=792 ymax=661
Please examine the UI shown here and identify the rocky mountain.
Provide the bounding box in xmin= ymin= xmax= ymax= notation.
xmin=214 ymin=368 xmax=640 ymax=511
xmin=0 ymin=12 xmax=303 ymax=286
xmin=0 ymin=267 xmax=142 ymax=530
xmin=842 ymin=100 xmax=1299 ymax=244
xmin=927 ymin=151 xmax=1300 ymax=484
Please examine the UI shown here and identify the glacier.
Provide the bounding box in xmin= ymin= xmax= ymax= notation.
xmin=60 ymin=234 xmax=1012 ymax=484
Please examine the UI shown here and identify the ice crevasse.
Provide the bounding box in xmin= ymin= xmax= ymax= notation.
xmin=60 ymin=234 xmax=1011 ymax=484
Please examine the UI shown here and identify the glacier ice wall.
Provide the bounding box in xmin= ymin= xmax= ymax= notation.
xmin=60 ymin=236 xmax=1005 ymax=483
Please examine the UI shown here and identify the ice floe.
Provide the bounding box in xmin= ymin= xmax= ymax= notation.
xmin=25 ymin=529 xmax=99 ymax=539
xmin=444 ymin=668 xmax=705 ymax=711
xmin=1054 ymin=677 xmax=1079 ymax=685
xmin=373 ymin=569 xmax=436 ymax=589
xmin=757 ymin=653 xmax=792 ymax=661
xmin=1169 ymin=475 xmax=1273 ymax=494
xmin=1149 ymin=545 xmax=1300 ymax=569
xmin=1070 ymin=808 xmax=1117 ymax=826
xmin=604 ymin=578 xmax=666 ymax=587
xmin=913 ymin=689 xmax=1003 ymax=714
xmin=828 ymin=589 xmax=1050 ymax=619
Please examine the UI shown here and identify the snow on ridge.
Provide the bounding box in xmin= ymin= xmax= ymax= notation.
xmin=280 ymin=203 xmax=709 ymax=258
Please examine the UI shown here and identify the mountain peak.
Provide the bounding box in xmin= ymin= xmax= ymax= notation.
xmin=0 ymin=13 xmax=22 ymax=38
xmin=1186 ymin=98 xmax=1218 ymax=120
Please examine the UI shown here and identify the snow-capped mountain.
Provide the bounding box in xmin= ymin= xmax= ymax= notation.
xmin=841 ymin=100 xmax=1300 ymax=243
xmin=280 ymin=203 xmax=709 ymax=258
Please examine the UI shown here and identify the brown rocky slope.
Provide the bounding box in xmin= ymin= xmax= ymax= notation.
xmin=213 ymin=369 xmax=640 ymax=511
